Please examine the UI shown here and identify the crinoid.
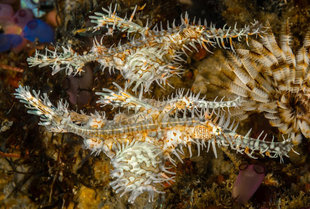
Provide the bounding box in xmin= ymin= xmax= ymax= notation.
xmin=212 ymin=23 xmax=310 ymax=144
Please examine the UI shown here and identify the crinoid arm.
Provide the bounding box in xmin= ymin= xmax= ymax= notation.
xmin=213 ymin=23 xmax=310 ymax=144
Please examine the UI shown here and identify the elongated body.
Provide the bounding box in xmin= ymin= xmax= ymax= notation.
xmin=15 ymin=84 xmax=296 ymax=203
xmin=27 ymin=4 xmax=263 ymax=92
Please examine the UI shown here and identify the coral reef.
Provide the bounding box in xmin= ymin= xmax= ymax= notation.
xmin=14 ymin=2 xmax=294 ymax=204
xmin=1 ymin=0 xmax=310 ymax=208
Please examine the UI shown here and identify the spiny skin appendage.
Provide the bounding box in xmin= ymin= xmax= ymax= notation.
xmin=14 ymin=86 xmax=69 ymax=132
xmin=27 ymin=4 xmax=264 ymax=92
xmin=27 ymin=45 xmax=94 ymax=76
xmin=96 ymin=82 xmax=243 ymax=115
xmin=110 ymin=141 xmax=174 ymax=203
xmin=15 ymin=84 xmax=297 ymax=202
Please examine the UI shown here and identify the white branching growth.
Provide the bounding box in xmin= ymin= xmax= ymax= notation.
xmin=96 ymin=82 xmax=242 ymax=114
xmin=26 ymin=4 xmax=264 ymax=92
xmin=110 ymin=141 xmax=174 ymax=203
xmin=15 ymin=4 xmax=300 ymax=204
xmin=90 ymin=5 xmax=147 ymax=36
xmin=27 ymin=45 xmax=96 ymax=76
xmin=15 ymin=84 xmax=297 ymax=202
xmin=213 ymin=23 xmax=310 ymax=144
xmin=14 ymin=86 xmax=70 ymax=132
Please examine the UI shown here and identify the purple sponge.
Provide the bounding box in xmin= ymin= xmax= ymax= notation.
xmin=232 ymin=163 xmax=265 ymax=204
